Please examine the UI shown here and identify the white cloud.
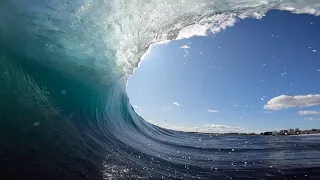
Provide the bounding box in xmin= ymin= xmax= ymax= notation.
xmin=299 ymin=110 xmax=320 ymax=116
xmin=161 ymin=124 xmax=200 ymax=132
xmin=204 ymin=124 xmax=229 ymax=129
xmin=157 ymin=123 xmax=247 ymax=133
xmin=180 ymin=45 xmax=190 ymax=49
xmin=304 ymin=117 xmax=320 ymax=121
xmin=264 ymin=94 xmax=320 ymax=110
xmin=204 ymin=124 xmax=246 ymax=133
xmin=208 ymin=109 xmax=219 ymax=113
xmin=173 ymin=102 xmax=181 ymax=106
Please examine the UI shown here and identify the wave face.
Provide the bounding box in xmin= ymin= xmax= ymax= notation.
xmin=1 ymin=0 xmax=320 ymax=179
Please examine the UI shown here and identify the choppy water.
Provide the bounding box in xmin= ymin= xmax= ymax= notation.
xmin=1 ymin=0 xmax=320 ymax=179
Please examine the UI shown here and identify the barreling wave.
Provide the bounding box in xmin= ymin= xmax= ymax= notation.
xmin=1 ymin=0 xmax=320 ymax=179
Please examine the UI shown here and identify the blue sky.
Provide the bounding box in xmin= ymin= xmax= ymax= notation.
xmin=127 ymin=10 xmax=320 ymax=133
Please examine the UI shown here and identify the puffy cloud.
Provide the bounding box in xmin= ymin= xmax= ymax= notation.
xmin=304 ymin=117 xmax=320 ymax=121
xmin=264 ymin=94 xmax=320 ymax=110
xmin=173 ymin=102 xmax=181 ymax=106
xmin=208 ymin=109 xmax=219 ymax=113
xmin=299 ymin=110 xmax=320 ymax=116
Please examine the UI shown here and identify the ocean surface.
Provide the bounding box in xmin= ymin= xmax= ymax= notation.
xmin=1 ymin=0 xmax=320 ymax=179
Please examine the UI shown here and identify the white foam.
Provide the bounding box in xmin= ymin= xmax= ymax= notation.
xmin=91 ymin=0 xmax=320 ymax=76
xmin=10 ymin=0 xmax=320 ymax=78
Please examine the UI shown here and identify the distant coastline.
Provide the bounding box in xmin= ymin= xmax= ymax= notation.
xmin=185 ymin=128 xmax=320 ymax=136
xmin=258 ymin=128 xmax=320 ymax=136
